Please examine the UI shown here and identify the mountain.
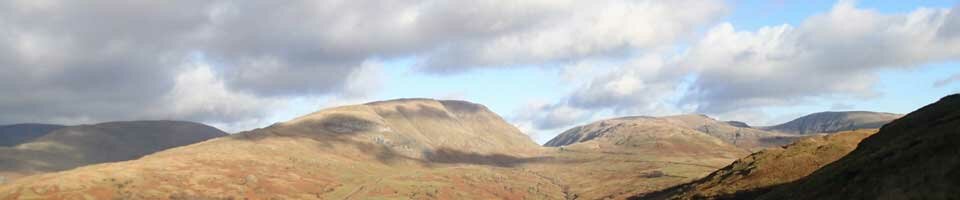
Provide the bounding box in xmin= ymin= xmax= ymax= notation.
xmin=658 ymin=114 xmax=799 ymax=151
xmin=538 ymin=116 xmax=750 ymax=199
xmin=633 ymin=129 xmax=877 ymax=200
xmin=764 ymin=111 xmax=901 ymax=134
xmin=548 ymin=114 xmax=798 ymax=151
xmin=545 ymin=116 xmax=747 ymax=157
xmin=0 ymin=121 xmax=226 ymax=182
xmin=0 ymin=124 xmax=65 ymax=146
xmin=0 ymin=99 xmax=563 ymax=199
xmin=755 ymin=94 xmax=960 ymax=199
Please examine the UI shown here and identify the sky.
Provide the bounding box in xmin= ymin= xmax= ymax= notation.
xmin=1 ymin=0 xmax=959 ymax=144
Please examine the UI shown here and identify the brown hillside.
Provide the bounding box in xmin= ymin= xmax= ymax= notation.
xmin=633 ymin=129 xmax=877 ymax=200
xmin=756 ymin=94 xmax=960 ymax=199
xmin=535 ymin=116 xmax=749 ymax=199
xmin=659 ymin=114 xmax=799 ymax=151
xmin=0 ymin=99 xmax=563 ymax=199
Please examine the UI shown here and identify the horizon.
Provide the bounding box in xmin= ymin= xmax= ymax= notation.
xmin=2 ymin=0 xmax=959 ymax=144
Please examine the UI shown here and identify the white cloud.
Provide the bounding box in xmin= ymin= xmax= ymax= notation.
xmin=529 ymin=1 xmax=960 ymax=134
xmin=0 ymin=0 xmax=725 ymax=126
xmin=154 ymin=63 xmax=284 ymax=124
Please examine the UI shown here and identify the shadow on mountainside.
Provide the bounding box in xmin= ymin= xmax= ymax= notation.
xmin=629 ymin=179 xmax=793 ymax=200
xmin=232 ymin=113 xmax=585 ymax=168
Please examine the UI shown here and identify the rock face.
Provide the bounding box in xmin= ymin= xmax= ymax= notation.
xmin=634 ymin=129 xmax=877 ymax=200
xmin=0 ymin=99 xmax=560 ymax=199
xmin=756 ymin=94 xmax=960 ymax=199
xmin=764 ymin=111 xmax=901 ymax=134
xmin=0 ymin=124 xmax=64 ymax=146
xmin=0 ymin=121 xmax=226 ymax=181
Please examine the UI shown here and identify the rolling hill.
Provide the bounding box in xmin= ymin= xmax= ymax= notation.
xmin=537 ymin=116 xmax=750 ymax=199
xmin=0 ymin=124 xmax=65 ymax=147
xmin=764 ymin=111 xmax=901 ymax=134
xmin=756 ymin=94 xmax=960 ymax=199
xmin=0 ymin=99 xmax=564 ymax=199
xmin=635 ymin=94 xmax=960 ymax=200
xmin=0 ymin=121 xmax=226 ymax=183
xmin=633 ymin=129 xmax=877 ymax=200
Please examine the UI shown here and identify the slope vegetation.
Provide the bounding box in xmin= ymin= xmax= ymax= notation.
xmin=537 ymin=116 xmax=749 ymax=199
xmin=0 ymin=99 xmax=562 ymax=199
xmin=757 ymin=94 xmax=960 ymax=199
xmin=0 ymin=121 xmax=226 ymax=182
xmin=634 ymin=129 xmax=877 ymax=200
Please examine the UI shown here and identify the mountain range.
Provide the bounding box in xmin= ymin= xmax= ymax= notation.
xmin=0 ymin=96 xmax=922 ymax=199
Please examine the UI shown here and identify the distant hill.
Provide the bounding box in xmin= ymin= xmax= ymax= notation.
xmin=539 ymin=116 xmax=749 ymax=199
xmin=0 ymin=124 xmax=64 ymax=146
xmin=633 ymin=129 xmax=877 ymax=200
xmin=764 ymin=111 xmax=901 ymax=134
xmin=548 ymin=114 xmax=798 ymax=151
xmin=544 ymin=116 xmax=747 ymax=158
xmin=635 ymin=94 xmax=960 ymax=200
xmin=757 ymin=94 xmax=960 ymax=199
xmin=658 ymin=114 xmax=799 ymax=151
xmin=0 ymin=120 xmax=226 ymax=182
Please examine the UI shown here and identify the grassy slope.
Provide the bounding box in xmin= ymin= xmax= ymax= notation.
xmin=634 ymin=129 xmax=877 ymax=200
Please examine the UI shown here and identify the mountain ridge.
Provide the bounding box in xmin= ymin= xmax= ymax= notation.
xmin=763 ymin=111 xmax=901 ymax=134
xmin=0 ymin=120 xmax=226 ymax=183
xmin=0 ymin=123 xmax=65 ymax=147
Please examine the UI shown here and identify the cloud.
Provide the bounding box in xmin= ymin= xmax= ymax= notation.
xmin=0 ymin=0 xmax=723 ymax=127
xmin=934 ymin=73 xmax=960 ymax=87
xmin=679 ymin=2 xmax=960 ymax=113
xmin=417 ymin=0 xmax=727 ymax=72
xmin=152 ymin=63 xmax=284 ymax=124
xmin=512 ymin=102 xmax=592 ymax=130
xmin=528 ymin=1 xmax=960 ymax=132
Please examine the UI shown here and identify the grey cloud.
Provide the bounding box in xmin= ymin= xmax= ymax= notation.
xmin=934 ymin=73 xmax=960 ymax=87
xmin=512 ymin=102 xmax=592 ymax=130
xmin=1 ymin=0 xmax=723 ymax=127
xmin=0 ymin=1 xmax=209 ymax=124
xmin=418 ymin=0 xmax=727 ymax=73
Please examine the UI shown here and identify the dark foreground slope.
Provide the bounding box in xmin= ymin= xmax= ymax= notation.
xmin=633 ymin=129 xmax=877 ymax=200
xmin=0 ymin=124 xmax=64 ymax=146
xmin=0 ymin=121 xmax=226 ymax=182
xmin=764 ymin=111 xmax=901 ymax=134
xmin=757 ymin=94 xmax=960 ymax=199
